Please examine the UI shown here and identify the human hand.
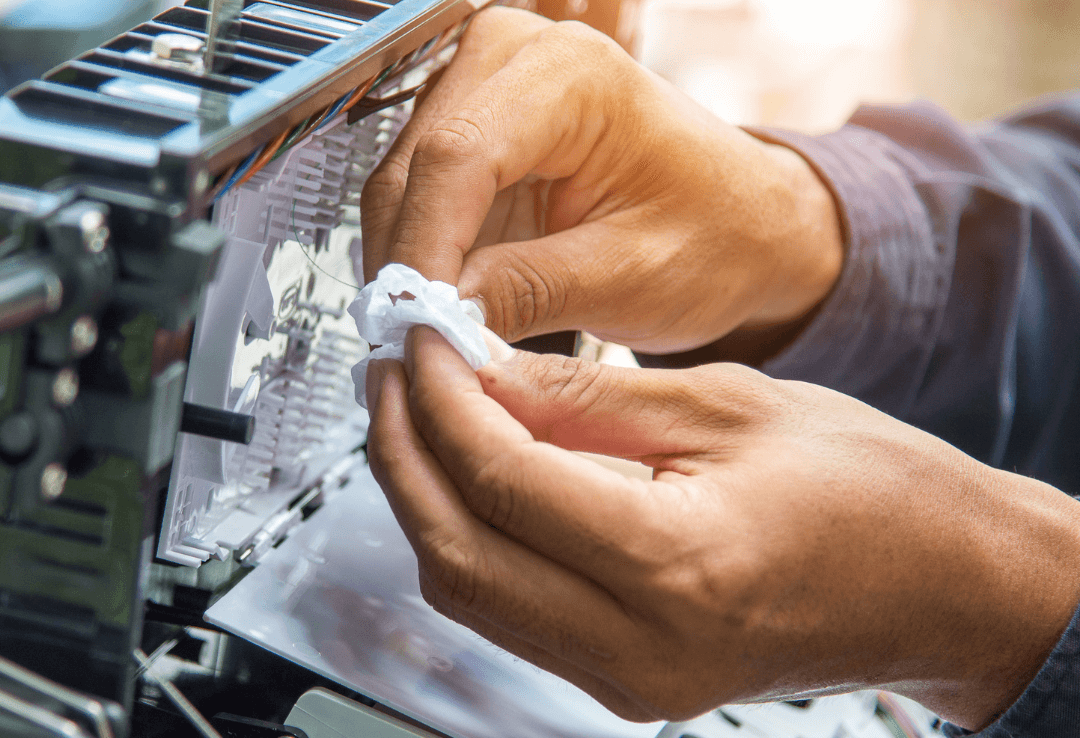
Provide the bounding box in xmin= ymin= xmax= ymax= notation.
xmin=361 ymin=8 xmax=843 ymax=353
xmin=365 ymin=326 xmax=1080 ymax=730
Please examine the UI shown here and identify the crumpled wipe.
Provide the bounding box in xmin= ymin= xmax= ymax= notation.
xmin=349 ymin=263 xmax=490 ymax=408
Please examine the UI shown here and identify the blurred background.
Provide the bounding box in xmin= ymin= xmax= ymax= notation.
xmin=541 ymin=0 xmax=1080 ymax=130
xmin=2 ymin=0 xmax=1078 ymax=131
xmin=0 ymin=0 xmax=182 ymax=94
xmin=0 ymin=0 xmax=1074 ymax=470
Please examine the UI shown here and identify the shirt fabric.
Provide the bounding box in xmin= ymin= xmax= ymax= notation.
xmin=642 ymin=96 xmax=1080 ymax=735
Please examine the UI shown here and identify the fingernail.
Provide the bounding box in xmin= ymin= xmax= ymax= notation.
xmin=464 ymin=297 xmax=487 ymax=326
xmin=365 ymin=359 xmax=389 ymax=412
xmin=479 ymin=325 xmax=515 ymax=364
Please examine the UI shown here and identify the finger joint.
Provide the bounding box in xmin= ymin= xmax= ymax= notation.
xmin=417 ymin=532 xmax=493 ymax=616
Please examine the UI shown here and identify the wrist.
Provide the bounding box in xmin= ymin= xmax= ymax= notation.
xmin=691 ymin=141 xmax=843 ymax=365
xmin=745 ymin=141 xmax=844 ymax=329
xmin=912 ymin=464 xmax=1080 ymax=730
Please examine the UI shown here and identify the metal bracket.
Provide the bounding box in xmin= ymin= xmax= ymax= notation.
xmin=204 ymin=0 xmax=243 ymax=74
xmin=0 ymin=654 xmax=123 ymax=738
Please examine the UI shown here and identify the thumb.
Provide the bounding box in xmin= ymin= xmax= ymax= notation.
xmin=476 ymin=331 xmax=711 ymax=462
xmin=458 ymin=218 xmax=650 ymax=347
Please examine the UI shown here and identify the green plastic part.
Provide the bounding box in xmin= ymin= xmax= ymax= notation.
xmin=0 ymin=331 xmax=25 ymax=418
xmin=119 ymin=312 xmax=158 ymax=401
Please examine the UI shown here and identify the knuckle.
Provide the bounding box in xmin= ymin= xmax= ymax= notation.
xmin=541 ymin=20 xmax=627 ymax=81
xmin=365 ymin=426 xmax=401 ymax=483
xmin=622 ymin=666 xmax=714 ymax=723
xmin=655 ymin=691 xmax=713 ymax=722
xmin=586 ymin=686 xmax=665 ymax=724
xmin=462 ymin=7 xmax=551 ymax=55
xmin=464 ymin=6 xmax=518 ymax=39
xmin=413 ymin=118 xmax=486 ymax=169
xmin=655 ymin=552 xmax=758 ymax=635
xmin=408 ymin=370 xmax=441 ymax=424
xmin=417 ymin=571 xmax=442 ymax=611
xmin=603 ymin=701 xmax=664 ymax=725
xmin=361 ymin=155 xmax=410 ymax=211
xmin=416 ymin=532 xmax=491 ymax=615
xmin=386 ymin=214 xmax=430 ymax=260
xmin=544 ymin=19 xmax=609 ymax=54
xmin=686 ymin=363 xmax=789 ymax=427
xmin=485 ymin=252 xmax=568 ymax=340
xmin=530 ymin=356 xmax=607 ymax=414
xmin=543 ymin=21 xmax=645 ymax=123
xmin=454 ymin=11 xmax=552 ymax=83
xmin=366 ymin=436 xmax=388 ymax=478
xmin=466 ymin=454 xmax=521 ymax=530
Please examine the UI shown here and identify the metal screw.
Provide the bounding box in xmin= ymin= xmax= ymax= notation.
xmin=0 ymin=413 xmax=38 ymax=459
xmin=41 ymin=463 xmax=67 ymax=501
xmin=151 ymin=33 xmax=206 ymax=73
xmin=79 ymin=209 xmax=109 ymax=254
xmin=52 ymin=368 xmax=79 ymax=407
xmin=193 ymin=169 xmax=210 ymax=196
xmin=71 ymin=316 xmax=98 ymax=355
xmin=0 ymin=256 xmax=63 ymax=332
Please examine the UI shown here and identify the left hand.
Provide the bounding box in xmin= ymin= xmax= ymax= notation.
xmin=359 ymin=8 xmax=843 ymax=353
xmin=364 ymin=327 xmax=1080 ymax=729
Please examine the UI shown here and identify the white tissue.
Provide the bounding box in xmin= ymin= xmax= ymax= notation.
xmin=348 ymin=263 xmax=490 ymax=408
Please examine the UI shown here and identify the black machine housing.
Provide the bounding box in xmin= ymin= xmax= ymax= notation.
xmin=0 ymin=1 xmax=483 ymax=735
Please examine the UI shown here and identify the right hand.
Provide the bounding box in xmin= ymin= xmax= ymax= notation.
xmin=360 ymin=7 xmax=844 ymax=354
xmin=365 ymin=327 xmax=1080 ymax=729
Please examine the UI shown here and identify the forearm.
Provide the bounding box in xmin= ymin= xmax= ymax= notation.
xmin=643 ymin=98 xmax=1080 ymax=487
xmin=638 ymin=107 xmax=955 ymax=398
xmin=636 ymin=98 xmax=1080 ymax=736
xmin=913 ymin=467 xmax=1080 ymax=730
xmin=949 ymin=600 xmax=1080 ymax=737
xmin=761 ymin=105 xmax=1080 ymax=735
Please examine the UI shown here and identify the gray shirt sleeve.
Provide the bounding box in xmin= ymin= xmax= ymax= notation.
xmin=641 ymin=97 xmax=1080 ymax=735
xmin=750 ymin=99 xmax=1080 ymax=486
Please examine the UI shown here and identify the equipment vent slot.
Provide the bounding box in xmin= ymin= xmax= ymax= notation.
xmin=80 ymin=49 xmax=254 ymax=95
xmin=270 ymin=0 xmax=395 ymax=17
xmin=0 ymin=588 xmax=99 ymax=639
xmin=48 ymin=497 xmax=108 ymax=517
xmin=103 ymin=32 xmax=160 ymax=53
xmin=235 ymin=18 xmax=335 ymax=54
xmin=138 ymin=21 xmax=307 ymax=66
xmin=44 ymin=65 xmax=116 ymax=93
xmin=158 ymin=6 xmax=332 ymax=55
xmin=48 ymin=60 xmax=210 ymax=115
xmin=10 ymin=81 xmax=192 ymax=138
xmin=242 ymin=1 xmax=381 ymax=29
xmin=102 ymin=33 xmax=287 ymax=83
xmin=7 ymin=517 xmax=105 ymax=547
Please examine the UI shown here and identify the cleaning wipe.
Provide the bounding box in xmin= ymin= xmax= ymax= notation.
xmin=348 ymin=263 xmax=490 ymax=408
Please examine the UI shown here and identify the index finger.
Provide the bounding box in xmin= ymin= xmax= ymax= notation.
xmin=403 ymin=326 xmax=673 ymax=590
xmin=380 ymin=22 xmax=620 ymax=284
xmin=360 ymin=8 xmax=552 ymax=284
xmin=365 ymin=358 xmax=663 ymax=707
